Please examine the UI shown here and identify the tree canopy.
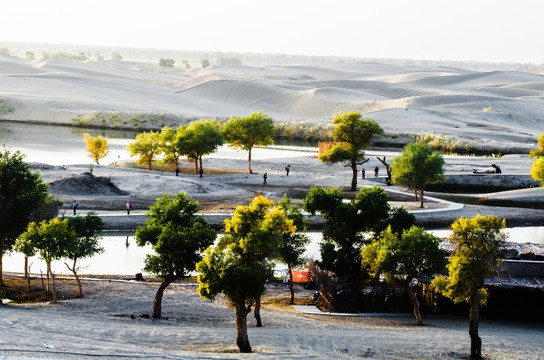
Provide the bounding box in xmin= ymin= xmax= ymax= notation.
xmin=196 ymin=196 xmax=294 ymax=352
xmin=157 ymin=126 xmax=183 ymax=168
xmin=362 ymin=225 xmax=446 ymax=325
xmin=223 ymin=112 xmax=275 ymax=174
xmin=84 ymin=133 xmax=109 ymax=165
xmin=17 ymin=217 xmax=77 ymax=302
xmin=136 ymin=192 xmax=216 ymax=319
xmin=127 ymin=131 xmax=161 ymax=169
xmin=276 ymin=195 xmax=310 ymax=304
xmin=391 ymin=142 xmax=445 ymax=207
xmin=319 ymin=112 xmax=383 ymax=191
xmin=0 ymin=148 xmax=49 ymax=286
xmin=176 ymin=119 xmax=224 ymax=174
xmin=303 ymin=185 xmax=391 ymax=306
xmin=66 ymin=212 xmax=104 ymax=297
xmin=432 ymin=215 xmax=506 ymax=360
xmin=529 ymin=133 xmax=544 ymax=185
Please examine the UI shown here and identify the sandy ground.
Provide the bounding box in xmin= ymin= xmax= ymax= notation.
xmin=33 ymin=148 xmax=544 ymax=231
xmin=1 ymin=279 xmax=543 ymax=360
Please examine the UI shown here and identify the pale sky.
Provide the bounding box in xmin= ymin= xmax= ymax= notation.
xmin=1 ymin=0 xmax=543 ymax=63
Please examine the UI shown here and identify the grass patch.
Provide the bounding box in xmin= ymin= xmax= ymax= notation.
xmin=0 ymin=275 xmax=78 ymax=304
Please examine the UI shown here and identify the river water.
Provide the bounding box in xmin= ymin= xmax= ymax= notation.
xmin=3 ymin=228 xmax=543 ymax=276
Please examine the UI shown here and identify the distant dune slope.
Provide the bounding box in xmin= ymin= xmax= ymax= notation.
xmin=1 ymin=55 xmax=543 ymax=147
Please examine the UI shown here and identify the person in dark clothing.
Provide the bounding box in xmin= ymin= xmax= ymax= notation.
xmin=374 ymin=166 xmax=379 ymax=177
xmin=263 ymin=172 xmax=267 ymax=185
xmin=72 ymin=200 xmax=78 ymax=215
xmin=285 ymin=164 xmax=291 ymax=176
xmin=175 ymin=166 xmax=179 ymax=176
xmin=362 ymin=168 xmax=365 ymax=179
xmin=126 ymin=200 xmax=132 ymax=215
xmin=199 ymin=168 xmax=204 ymax=178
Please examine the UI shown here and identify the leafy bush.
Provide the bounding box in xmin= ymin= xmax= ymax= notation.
xmin=159 ymin=58 xmax=175 ymax=67
xmin=274 ymin=122 xmax=334 ymax=142
xmin=0 ymin=98 xmax=15 ymax=115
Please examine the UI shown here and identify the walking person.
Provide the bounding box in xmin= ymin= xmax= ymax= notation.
xmin=175 ymin=166 xmax=179 ymax=176
xmin=285 ymin=164 xmax=291 ymax=176
xmin=374 ymin=166 xmax=379 ymax=178
xmin=199 ymin=168 xmax=204 ymax=178
xmin=72 ymin=200 xmax=78 ymax=215
xmin=362 ymin=168 xmax=365 ymax=179
xmin=263 ymin=172 xmax=267 ymax=185
xmin=126 ymin=200 xmax=132 ymax=215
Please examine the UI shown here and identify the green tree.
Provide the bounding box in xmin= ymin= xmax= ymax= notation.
xmin=159 ymin=58 xmax=175 ymax=67
xmin=196 ymin=196 xmax=295 ymax=352
xmin=391 ymin=142 xmax=445 ymax=208
xmin=176 ymin=119 xmax=224 ymax=174
xmin=223 ymin=112 xmax=275 ymax=174
xmin=0 ymin=48 xmax=10 ymax=56
xmin=66 ymin=212 xmax=104 ymax=297
xmin=276 ymin=195 xmax=310 ymax=305
xmin=201 ymin=59 xmax=210 ymax=68
xmin=17 ymin=218 xmax=77 ymax=302
xmin=303 ymin=185 xmax=390 ymax=307
xmin=111 ymin=52 xmax=123 ymax=61
xmin=362 ymin=225 xmax=447 ymax=325
xmin=182 ymin=59 xmax=190 ymax=69
xmin=157 ymin=126 xmax=183 ymax=168
xmin=0 ymin=148 xmax=49 ymax=287
xmin=432 ymin=215 xmax=506 ymax=360
xmin=319 ymin=112 xmax=383 ymax=191
xmin=529 ymin=133 xmax=544 ymax=184
xmin=136 ymin=192 xmax=216 ymax=319
xmin=23 ymin=195 xmax=62 ymax=281
xmin=25 ymin=51 xmax=35 ymax=60
xmin=127 ymin=131 xmax=162 ymax=169
xmin=84 ymin=133 xmax=109 ymax=165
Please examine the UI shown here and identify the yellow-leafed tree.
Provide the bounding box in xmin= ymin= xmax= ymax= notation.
xmin=84 ymin=134 xmax=109 ymax=165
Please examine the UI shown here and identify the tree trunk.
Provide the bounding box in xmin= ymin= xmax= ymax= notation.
xmin=24 ymin=256 xmax=28 ymax=278
xmin=235 ymin=302 xmax=252 ymax=353
xmin=350 ymin=162 xmax=357 ymax=191
xmin=254 ymin=296 xmax=263 ymax=327
xmin=0 ymin=255 xmax=4 ymax=287
xmin=419 ymin=189 xmax=425 ymax=208
xmin=153 ymin=277 xmax=175 ymax=319
xmin=199 ymin=155 xmax=203 ymax=171
xmin=194 ymin=158 xmax=198 ymax=174
xmin=66 ymin=258 xmax=83 ymax=297
xmin=407 ymin=285 xmax=422 ymax=326
xmin=46 ymin=262 xmax=51 ymax=294
xmin=288 ymin=264 xmax=295 ymax=305
xmin=48 ymin=262 xmax=57 ymax=303
xmin=248 ymin=148 xmax=253 ymax=174
xmin=469 ymin=299 xmax=482 ymax=360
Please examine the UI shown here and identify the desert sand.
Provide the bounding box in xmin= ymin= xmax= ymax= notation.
xmin=1 ymin=54 xmax=544 ymax=150
xmin=2 ymin=54 xmax=544 ymax=359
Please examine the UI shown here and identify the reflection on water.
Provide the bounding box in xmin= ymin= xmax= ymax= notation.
xmin=0 ymin=121 xmax=318 ymax=165
xmin=430 ymin=226 xmax=544 ymax=244
xmin=0 ymin=121 xmax=135 ymax=165
xmin=5 ymin=228 xmax=542 ymax=276
xmin=4 ymin=234 xmax=152 ymax=276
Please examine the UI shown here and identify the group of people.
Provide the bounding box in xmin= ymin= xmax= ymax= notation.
xmin=262 ymin=164 xmax=291 ymax=185
xmin=360 ymin=166 xmax=380 ymax=179
xmin=72 ymin=199 xmax=132 ymax=215
xmin=175 ymin=166 xmax=204 ymax=178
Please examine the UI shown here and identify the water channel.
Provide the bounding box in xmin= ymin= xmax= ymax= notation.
xmin=4 ymin=228 xmax=544 ymax=276
xmin=2 ymin=121 xmax=544 ymax=275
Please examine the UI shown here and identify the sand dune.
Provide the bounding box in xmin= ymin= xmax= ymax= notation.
xmin=1 ymin=55 xmax=544 ymax=147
